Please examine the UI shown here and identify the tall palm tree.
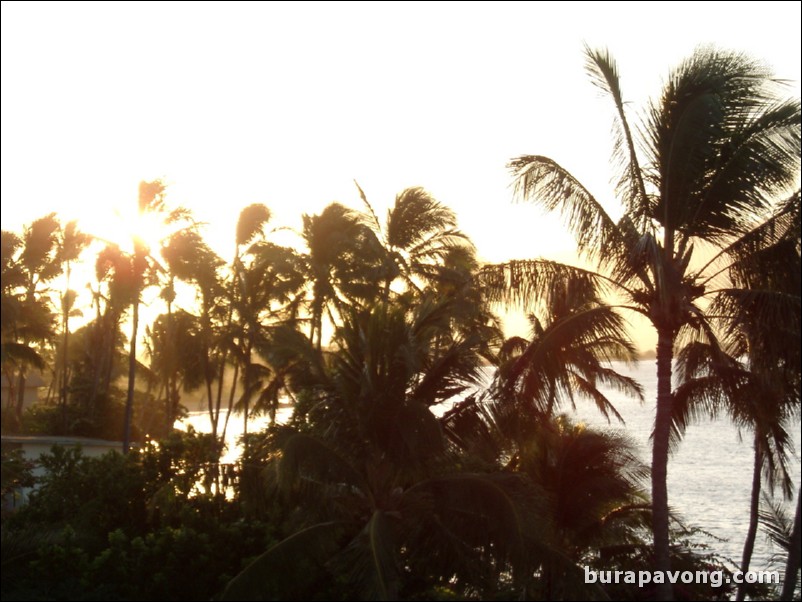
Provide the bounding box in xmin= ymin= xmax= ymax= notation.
xmin=92 ymin=243 xmax=141 ymax=435
xmin=216 ymin=204 xmax=306 ymax=441
xmin=160 ymin=226 xmax=226 ymax=441
xmin=55 ymin=221 xmax=92 ymax=430
xmin=121 ymin=180 xmax=170 ymax=452
xmin=673 ymin=341 xmax=798 ymax=601
xmin=1 ymin=231 xmax=45 ymax=388
xmin=232 ymin=238 xmax=305 ymax=438
xmin=215 ymin=204 xmax=273 ymax=442
xmin=481 ymin=46 xmax=800 ymax=599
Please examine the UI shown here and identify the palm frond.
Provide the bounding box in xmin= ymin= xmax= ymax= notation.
xmin=0 ymin=342 xmax=46 ymax=370
xmin=279 ymin=432 xmax=369 ymax=497
xmin=478 ymin=258 xmax=626 ymax=310
xmin=386 ymin=187 xmax=458 ymax=251
xmin=647 ymin=47 xmax=800 ymax=240
xmin=333 ymin=510 xmax=400 ymax=601
xmin=409 ymin=472 xmax=547 ymax=578
xmin=698 ymin=189 xmax=800 ymax=288
xmin=758 ymin=494 xmax=792 ymax=554
xmin=700 ymin=98 xmax=800 ymax=237
xmin=508 ymin=155 xmax=633 ymax=274
xmin=354 ymin=179 xmax=384 ymax=238
xmin=584 ymin=45 xmax=651 ymax=229
xmin=220 ymin=521 xmax=346 ymax=601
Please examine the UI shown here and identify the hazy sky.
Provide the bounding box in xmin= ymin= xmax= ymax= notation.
xmin=2 ymin=1 xmax=800 ymax=348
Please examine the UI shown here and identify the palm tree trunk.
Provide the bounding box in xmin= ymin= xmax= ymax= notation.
xmin=221 ymin=360 xmax=239 ymax=445
xmin=242 ymin=338 xmax=254 ymax=452
xmin=736 ymin=432 xmax=762 ymax=602
xmin=653 ymin=327 xmax=674 ymax=601
xmin=13 ymin=371 xmax=26 ymax=432
xmin=200 ymin=296 xmax=219 ymax=442
xmin=60 ymin=263 xmax=73 ymax=433
xmin=123 ymin=300 xmax=139 ymax=454
xmin=205 ymin=369 xmax=217 ymax=439
xmin=781 ymin=487 xmax=801 ymax=600
xmin=60 ymin=306 xmax=70 ymax=432
xmin=165 ymin=294 xmax=178 ymax=432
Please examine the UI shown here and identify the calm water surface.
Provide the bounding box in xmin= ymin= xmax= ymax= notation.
xmin=185 ymin=360 xmax=801 ymax=572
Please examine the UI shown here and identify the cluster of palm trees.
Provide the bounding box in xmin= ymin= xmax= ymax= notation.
xmin=1 ymin=44 xmax=799 ymax=599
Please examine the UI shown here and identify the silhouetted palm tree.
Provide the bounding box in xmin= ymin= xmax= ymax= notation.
xmin=493 ymin=271 xmax=641 ymax=425
xmin=55 ymin=221 xmax=92 ymax=429
xmin=357 ymin=183 xmax=472 ymax=300
xmin=1 ymin=215 xmax=62 ymax=429
xmin=121 ymin=180 xmax=171 ymax=452
xmin=301 ymin=202 xmax=378 ymax=350
xmin=224 ymin=205 xmax=306 ymax=440
xmin=673 ymin=192 xmax=800 ymax=600
xmin=223 ymin=298 xmax=545 ymax=600
xmin=160 ymin=225 xmax=226 ymax=441
xmin=481 ymin=46 xmax=800 ymax=599
xmin=518 ymin=415 xmax=651 ymax=599
xmin=233 ymin=239 xmax=305 ymax=430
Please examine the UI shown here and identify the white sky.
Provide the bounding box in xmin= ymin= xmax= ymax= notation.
xmin=2 ymin=1 xmax=800 ymax=349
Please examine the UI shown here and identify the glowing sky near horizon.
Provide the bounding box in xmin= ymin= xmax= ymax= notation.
xmin=2 ymin=1 xmax=800 ymax=349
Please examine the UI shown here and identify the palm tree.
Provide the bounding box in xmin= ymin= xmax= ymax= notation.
xmin=121 ymin=180 xmax=170 ymax=453
xmin=493 ymin=271 xmax=642 ymax=425
xmin=159 ymin=223 xmax=217 ymax=428
xmin=90 ymin=243 xmax=141 ymax=435
xmin=300 ymin=202 xmax=379 ymax=350
xmin=213 ymin=204 xmax=273 ymax=442
xmin=55 ymin=221 xmax=92 ymax=430
xmin=160 ymin=226 xmax=226 ymax=441
xmin=357 ymin=183 xmax=472 ymax=301
xmin=482 ymin=46 xmax=800 ymax=599
xmin=232 ymin=238 xmax=305 ymax=438
xmin=144 ymin=309 xmax=207 ymax=432
xmin=672 ymin=192 xmax=801 ymax=600
xmin=443 ymin=270 xmax=642 ymax=479
xmin=781 ymin=490 xmax=801 ymax=600
xmin=519 ymin=415 xmax=651 ymax=599
xmin=1 ymin=215 xmax=62 ymax=430
xmin=223 ymin=298 xmax=545 ymax=600
xmin=1 ymin=231 xmax=46 ymax=397
xmin=672 ymin=341 xmax=797 ymax=598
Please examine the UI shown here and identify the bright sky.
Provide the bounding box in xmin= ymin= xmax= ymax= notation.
xmin=2 ymin=1 xmax=800 ymax=350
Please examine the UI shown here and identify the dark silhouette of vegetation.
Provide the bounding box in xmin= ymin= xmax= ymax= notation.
xmin=1 ymin=45 xmax=799 ymax=601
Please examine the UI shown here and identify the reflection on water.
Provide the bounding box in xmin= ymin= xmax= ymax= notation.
xmin=183 ymin=361 xmax=801 ymax=571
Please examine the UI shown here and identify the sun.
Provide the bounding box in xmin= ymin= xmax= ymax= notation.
xmin=73 ymin=197 xmax=169 ymax=260
xmin=113 ymin=206 xmax=167 ymax=256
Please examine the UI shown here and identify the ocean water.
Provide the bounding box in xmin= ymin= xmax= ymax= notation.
xmin=185 ymin=360 xmax=801 ymax=572
xmin=570 ymin=360 xmax=801 ymax=572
